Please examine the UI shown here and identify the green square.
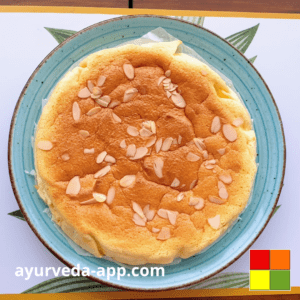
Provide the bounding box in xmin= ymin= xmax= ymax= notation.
xmin=270 ymin=270 xmax=290 ymax=290
xmin=250 ymin=270 xmax=270 ymax=290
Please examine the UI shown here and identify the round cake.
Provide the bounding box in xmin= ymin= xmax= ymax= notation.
xmin=35 ymin=40 xmax=257 ymax=265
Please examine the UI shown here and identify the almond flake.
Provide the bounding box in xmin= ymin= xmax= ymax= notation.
xmin=72 ymin=102 xmax=81 ymax=121
xmin=145 ymin=209 xmax=155 ymax=221
xmin=142 ymin=120 xmax=156 ymax=134
xmin=66 ymin=176 xmax=81 ymax=195
xmin=152 ymin=227 xmax=160 ymax=233
xmin=223 ymin=124 xmax=237 ymax=142
xmin=123 ymin=88 xmax=138 ymax=102
xmin=167 ymin=210 xmax=178 ymax=225
xmin=165 ymin=70 xmax=171 ymax=77
xmin=195 ymin=198 xmax=205 ymax=210
xmin=158 ymin=76 xmax=166 ymax=86
xmin=80 ymin=199 xmax=98 ymax=205
xmin=126 ymin=144 xmax=136 ymax=157
xmin=143 ymin=204 xmax=150 ymax=215
xmin=171 ymin=178 xmax=180 ymax=188
xmin=172 ymin=138 xmax=177 ymax=145
xmin=131 ymin=147 xmax=148 ymax=160
xmin=87 ymin=107 xmax=101 ymax=116
xmin=208 ymin=195 xmax=226 ymax=205
xmin=211 ymin=116 xmax=221 ymax=133
xmin=203 ymin=150 xmax=209 ymax=159
xmin=120 ymin=175 xmax=136 ymax=187
xmin=93 ymin=193 xmax=106 ymax=203
xmin=157 ymin=227 xmax=171 ymax=240
xmin=206 ymin=159 xmax=216 ymax=165
xmin=219 ymin=174 xmax=232 ymax=184
xmin=37 ymin=141 xmax=53 ymax=150
xmin=87 ymin=80 xmax=94 ymax=93
xmin=96 ymin=151 xmax=107 ymax=163
xmin=105 ymin=155 xmax=116 ymax=163
xmin=232 ymin=117 xmax=244 ymax=127
xmin=123 ymin=63 xmax=135 ymax=80
xmin=97 ymin=75 xmax=106 ymax=87
xmin=190 ymin=179 xmax=197 ymax=190
xmin=166 ymin=91 xmax=172 ymax=98
xmin=108 ymin=100 xmax=120 ymax=108
xmin=79 ymin=130 xmax=89 ymax=138
xmin=132 ymin=201 xmax=146 ymax=221
xmin=92 ymin=86 xmax=102 ymax=96
xmin=208 ymin=215 xmax=221 ymax=230
xmin=219 ymin=187 xmax=229 ymax=199
xmin=218 ymin=181 xmax=226 ymax=190
xmin=171 ymin=93 xmax=186 ymax=108
xmin=163 ymin=78 xmax=171 ymax=84
xmin=177 ymin=193 xmax=184 ymax=202
xmin=187 ymin=152 xmax=200 ymax=162
xmin=84 ymin=148 xmax=94 ymax=154
xmin=193 ymin=138 xmax=206 ymax=151
xmin=106 ymin=187 xmax=115 ymax=205
xmin=155 ymin=138 xmax=163 ymax=153
xmin=205 ymin=165 xmax=214 ymax=170
xmin=112 ymin=113 xmax=121 ymax=123
xmin=61 ymin=153 xmax=70 ymax=161
xmin=78 ymin=87 xmax=91 ymax=98
xmin=120 ymin=140 xmax=127 ymax=149
xmin=154 ymin=157 xmax=164 ymax=178
xmin=217 ymin=148 xmax=226 ymax=155
xmin=127 ymin=126 xmax=139 ymax=137
xmin=157 ymin=209 xmax=168 ymax=219
xmin=161 ymin=137 xmax=173 ymax=151
xmin=140 ymin=128 xmax=153 ymax=137
xmin=178 ymin=135 xmax=182 ymax=144
xmin=133 ymin=213 xmax=146 ymax=226
xmin=96 ymin=95 xmax=111 ymax=107
xmin=94 ymin=165 xmax=111 ymax=178
xmin=189 ymin=197 xmax=200 ymax=206
xmin=146 ymin=136 xmax=156 ymax=147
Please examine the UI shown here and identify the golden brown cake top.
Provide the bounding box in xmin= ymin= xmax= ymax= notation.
xmin=35 ymin=41 xmax=256 ymax=265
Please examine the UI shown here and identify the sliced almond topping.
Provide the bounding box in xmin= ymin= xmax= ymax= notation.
xmin=72 ymin=102 xmax=81 ymax=121
xmin=87 ymin=107 xmax=101 ymax=116
xmin=131 ymin=147 xmax=148 ymax=160
xmin=161 ymin=137 xmax=173 ymax=151
xmin=142 ymin=121 xmax=156 ymax=134
xmin=195 ymin=198 xmax=205 ymax=210
xmin=166 ymin=91 xmax=172 ymax=98
xmin=96 ymin=151 xmax=107 ymax=163
xmin=66 ymin=176 xmax=81 ymax=195
xmin=132 ymin=201 xmax=146 ymax=221
xmin=146 ymin=136 xmax=156 ymax=147
xmin=211 ymin=116 xmax=221 ymax=133
xmin=218 ymin=181 xmax=226 ymax=190
xmin=123 ymin=88 xmax=138 ymax=102
xmin=140 ymin=128 xmax=153 ymax=137
xmin=157 ymin=227 xmax=171 ymax=240
xmin=127 ymin=126 xmax=139 ymax=137
xmin=217 ymin=148 xmax=226 ymax=155
xmin=120 ymin=139 xmax=127 ymax=149
xmin=91 ymin=87 xmax=102 ymax=99
xmin=189 ymin=197 xmax=200 ymax=206
xmin=178 ymin=135 xmax=182 ymax=144
xmin=208 ymin=195 xmax=226 ymax=204
xmin=158 ymin=76 xmax=166 ymax=86
xmin=87 ymin=80 xmax=94 ymax=93
xmin=163 ymin=78 xmax=171 ymax=84
xmin=205 ymin=165 xmax=214 ymax=170
xmin=157 ymin=209 xmax=168 ymax=219
xmin=203 ymin=150 xmax=209 ymax=159
xmin=97 ymin=75 xmax=106 ymax=87
xmin=172 ymin=138 xmax=177 ymax=145
xmin=106 ymin=187 xmax=115 ymax=205
xmin=94 ymin=165 xmax=111 ymax=178
xmin=37 ymin=141 xmax=53 ymax=150
xmin=190 ymin=179 xmax=197 ymax=190
xmin=208 ymin=215 xmax=221 ymax=230
xmin=112 ymin=113 xmax=121 ymax=123
xmin=143 ymin=204 xmax=150 ymax=215
xmin=154 ymin=157 xmax=164 ymax=178
xmin=171 ymin=178 xmax=180 ymax=188
xmin=105 ymin=155 xmax=116 ymax=163
xmin=123 ymin=63 xmax=135 ymax=80
xmin=126 ymin=144 xmax=137 ymax=157
xmin=155 ymin=138 xmax=163 ymax=153
xmin=232 ymin=117 xmax=244 ymax=127
xmin=167 ymin=211 xmax=178 ymax=225
xmin=133 ymin=213 xmax=146 ymax=226
xmin=78 ymin=87 xmax=91 ymax=98
xmin=219 ymin=174 xmax=233 ymax=184
xmin=93 ymin=193 xmax=106 ymax=203
xmin=187 ymin=152 xmax=201 ymax=162
xmin=84 ymin=148 xmax=94 ymax=154
xmin=206 ymin=159 xmax=216 ymax=165
xmin=165 ymin=70 xmax=171 ymax=77
xmin=120 ymin=175 xmax=136 ymax=188
xmin=193 ymin=138 xmax=206 ymax=151
xmin=61 ymin=153 xmax=70 ymax=161
xmin=79 ymin=130 xmax=89 ymax=138
xmin=219 ymin=187 xmax=229 ymax=199
xmin=177 ymin=193 xmax=184 ymax=202
xmin=171 ymin=93 xmax=186 ymax=108
xmin=145 ymin=209 xmax=155 ymax=221
xmin=223 ymin=124 xmax=237 ymax=142
xmin=109 ymin=101 xmax=121 ymax=109
xmin=152 ymin=227 xmax=160 ymax=233
xmin=96 ymin=95 xmax=111 ymax=107
xmin=80 ymin=199 xmax=98 ymax=205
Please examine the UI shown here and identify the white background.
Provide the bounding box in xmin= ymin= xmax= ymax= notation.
xmin=1 ymin=13 xmax=299 ymax=294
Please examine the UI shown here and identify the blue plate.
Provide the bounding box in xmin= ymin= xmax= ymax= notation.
xmin=8 ymin=15 xmax=285 ymax=290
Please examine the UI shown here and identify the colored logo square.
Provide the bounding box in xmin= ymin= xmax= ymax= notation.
xmin=250 ymin=250 xmax=270 ymax=270
xmin=270 ymin=270 xmax=290 ymax=290
xmin=250 ymin=270 xmax=270 ymax=290
xmin=270 ymin=250 xmax=290 ymax=270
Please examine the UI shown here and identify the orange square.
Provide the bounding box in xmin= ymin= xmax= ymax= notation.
xmin=270 ymin=250 xmax=290 ymax=270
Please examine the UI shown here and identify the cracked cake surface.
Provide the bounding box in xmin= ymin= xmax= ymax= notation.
xmin=34 ymin=40 xmax=257 ymax=265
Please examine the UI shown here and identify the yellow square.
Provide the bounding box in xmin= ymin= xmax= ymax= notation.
xmin=250 ymin=270 xmax=270 ymax=290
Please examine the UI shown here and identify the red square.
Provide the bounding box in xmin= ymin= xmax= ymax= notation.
xmin=250 ymin=250 xmax=270 ymax=270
